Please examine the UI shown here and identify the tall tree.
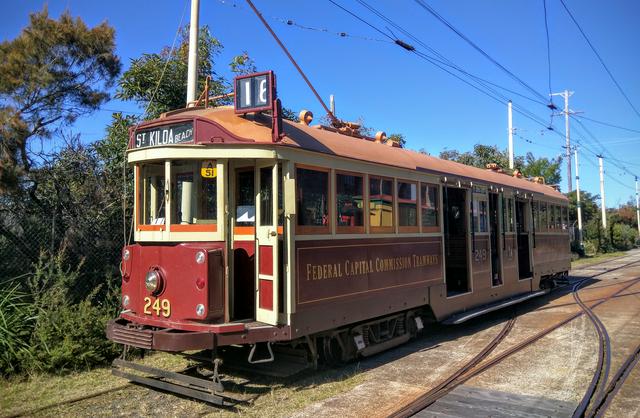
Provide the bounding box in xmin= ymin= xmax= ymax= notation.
xmin=439 ymin=144 xmax=562 ymax=185
xmin=0 ymin=8 xmax=120 ymax=194
xmin=117 ymin=26 xmax=229 ymax=120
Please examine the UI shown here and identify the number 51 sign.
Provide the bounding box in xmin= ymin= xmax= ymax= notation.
xmin=234 ymin=71 xmax=276 ymax=114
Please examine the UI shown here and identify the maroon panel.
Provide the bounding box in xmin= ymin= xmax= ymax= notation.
xmin=259 ymin=245 xmax=274 ymax=276
xmin=296 ymin=237 xmax=442 ymax=306
xmin=471 ymin=236 xmax=491 ymax=290
xmin=259 ymin=279 xmax=273 ymax=310
xmin=122 ymin=242 xmax=225 ymax=324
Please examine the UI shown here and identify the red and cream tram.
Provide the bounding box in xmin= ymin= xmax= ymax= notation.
xmin=107 ymin=72 xmax=570 ymax=400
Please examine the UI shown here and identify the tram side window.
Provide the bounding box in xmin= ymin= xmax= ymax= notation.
xmin=370 ymin=176 xmax=394 ymax=231
xmin=503 ymin=197 xmax=515 ymax=232
xmin=421 ymin=183 xmax=439 ymax=229
xmin=140 ymin=162 xmax=166 ymax=225
xmin=236 ymin=169 xmax=255 ymax=227
xmin=532 ymin=201 xmax=539 ymax=232
xmin=561 ymin=206 xmax=568 ymax=230
xmin=336 ymin=173 xmax=364 ymax=231
xmin=549 ymin=205 xmax=557 ymax=230
xmin=540 ymin=202 xmax=548 ymax=231
xmin=171 ymin=160 xmax=217 ymax=226
xmin=296 ymin=167 xmax=329 ymax=231
xmin=472 ymin=197 xmax=488 ymax=232
xmin=398 ymin=181 xmax=418 ymax=229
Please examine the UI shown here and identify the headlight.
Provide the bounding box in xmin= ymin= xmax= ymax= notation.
xmin=196 ymin=304 xmax=206 ymax=317
xmin=195 ymin=251 xmax=206 ymax=265
xmin=122 ymin=248 xmax=131 ymax=261
xmin=145 ymin=270 xmax=161 ymax=293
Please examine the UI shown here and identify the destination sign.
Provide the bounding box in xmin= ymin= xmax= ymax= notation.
xmin=134 ymin=122 xmax=194 ymax=149
xmin=234 ymin=71 xmax=274 ymax=113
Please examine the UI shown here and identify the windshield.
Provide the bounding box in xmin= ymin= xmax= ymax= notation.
xmin=138 ymin=160 xmax=218 ymax=230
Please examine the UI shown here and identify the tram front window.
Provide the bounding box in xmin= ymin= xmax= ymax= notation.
xmin=170 ymin=160 xmax=217 ymax=226
xmin=140 ymin=162 xmax=166 ymax=225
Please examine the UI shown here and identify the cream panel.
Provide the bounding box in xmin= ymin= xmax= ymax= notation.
xmin=128 ymin=146 xmax=277 ymax=163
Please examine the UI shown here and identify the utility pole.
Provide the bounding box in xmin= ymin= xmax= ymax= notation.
xmin=598 ymin=155 xmax=607 ymax=228
xmin=636 ymin=176 xmax=640 ymax=235
xmin=186 ymin=0 xmax=200 ymax=106
xmin=550 ymin=90 xmax=574 ymax=192
xmin=508 ymin=100 xmax=514 ymax=170
xmin=574 ymin=148 xmax=583 ymax=246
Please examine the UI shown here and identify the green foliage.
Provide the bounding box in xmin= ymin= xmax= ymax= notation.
xmin=0 ymin=250 xmax=120 ymax=376
xmin=0 ymin=8 xmax=120 ymax=193
xmin=0 ymin=282 xmax=37 ymax=375
xmin=566 ymin=190 xmax=599 ymax=225
xmin=439 ymin=144 xmax=562 ymax=185
xmin=229 ymin=51 xmax=257 ymax=75
xmin=611 ymin=223 xmax=638 ymax=251
xmin=117 ymin=25 xmax=228 ymax=119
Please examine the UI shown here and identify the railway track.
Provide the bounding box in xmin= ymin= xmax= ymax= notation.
xmin=390 ymin=256 xmax=640 ymax=418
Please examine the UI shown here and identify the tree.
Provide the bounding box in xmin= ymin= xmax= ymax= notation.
xmin=0 ymin=8 xmax=120 ymax=194
xmin=519 ymin=152 xmax=562 ymax=185
xmin=117 ymin=26 xmax=229 ymax=119
xmin=439 ymin=144 xmax=562 ymax=185
xmin=566 ymin=190 xmax=599 ymax=225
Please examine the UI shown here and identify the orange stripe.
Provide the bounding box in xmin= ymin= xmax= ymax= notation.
xmin=138 ymin=224 xmax=166 ymax=231
xmin=170 ymin=224 xmax=217 ymax=232
xmin=234 ymin=226 xmax=255 ymax=235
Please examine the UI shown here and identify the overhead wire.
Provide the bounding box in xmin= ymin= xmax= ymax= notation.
xmin=559 ymin=0 xmax=640 ymax=121
xmin=412 ymin=0 xmax=549 ymax=103
xmin=573 ymin=115 xmax=640 ymax=135
xmin=216 ymin=0 xmax=392 ymax=43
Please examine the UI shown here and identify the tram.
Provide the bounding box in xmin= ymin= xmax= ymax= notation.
xmin=107 ymin=71 xmax=570 ymax=401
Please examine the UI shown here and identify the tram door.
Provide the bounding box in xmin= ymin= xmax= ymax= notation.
xmin=489 ymin=193 xmax=503 ymax=286
xmin=515 ymin=200 xmax=533 ymax=279
xmin=444 ymin=186 xmax=470 ymax=296
xmin=255 ymin=161 xmax=279 ymax=325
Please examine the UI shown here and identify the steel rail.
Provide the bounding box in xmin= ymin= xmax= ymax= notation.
xmin=389 ymin=312 xmax=517 ymax=417
xmin=572 ymin=281 xmax=611 ymax=418
xmin=593 ymin=341 xmax=640 ymax=417
xmin=389 ymin=275 xmax=640 ymax=418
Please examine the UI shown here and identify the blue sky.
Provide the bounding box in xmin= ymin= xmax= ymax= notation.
xmin=3 ymin=0 xmax=640 ymax=208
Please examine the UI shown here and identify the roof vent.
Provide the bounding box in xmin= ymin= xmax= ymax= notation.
xmin=512 ymin=169 xmax=523 ymax=178
xmin=375 ymin=131 xmax=387 ymax=143
xmin=533 ymin=176 xmax=545 ymax=184
xmin=299 ymin=110 xmax=313 ymax=125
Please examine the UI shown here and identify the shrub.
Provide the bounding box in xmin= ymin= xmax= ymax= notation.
xmin=0 ymin=250 xmax=121 ymax=376
xmin=0 ymin=282 xmax=36 ymax=375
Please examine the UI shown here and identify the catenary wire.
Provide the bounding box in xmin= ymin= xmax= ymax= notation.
xmin=559 ymin=0 xmax=640 ymax=121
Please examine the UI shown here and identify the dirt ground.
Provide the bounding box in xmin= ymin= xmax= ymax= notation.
xmin=2 ymin=250 xmax=639 ymax=418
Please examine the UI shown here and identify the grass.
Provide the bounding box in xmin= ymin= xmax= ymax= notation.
xmin=571 ymin=251 xmax=627 ymax=268
xmin=0 ymin=352 xmax=366 ymax=417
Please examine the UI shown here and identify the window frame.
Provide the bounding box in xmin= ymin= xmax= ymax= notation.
xmin=368 ymin=175 xmax=395 ymax=234
xmin=420 ymin=182 xmax=440 ymax=233
xmin=295 ymin=164 xmax=331 ymax=235
xmin=136 ymin=163 xmax=167 ymax=231
xmin=335 ymin=170 xmax=366 ymax=234
xmin=169 ymin=160 xmax=218 ymax=233
xmin=397 ymin=179 xmax=419 ymax=233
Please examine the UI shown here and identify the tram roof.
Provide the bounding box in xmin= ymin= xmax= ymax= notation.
xmin=146 ymin=106 xmax=567 ymax=201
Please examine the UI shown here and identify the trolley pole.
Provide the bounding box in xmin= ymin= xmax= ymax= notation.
xmin=598 ymin=155 xmax=607 ymax=229
xmin=574 ymin=148 xmax=583 ymax=246
xmin=186 ymin=0 xmax=200 ymax=106
xmin=508 ymin=100 xmax=514 ymax=170
xmin=551 ymin=90 xmax=574 ymax=192
xmin=636 ymin=176 xmax=640 ymax=235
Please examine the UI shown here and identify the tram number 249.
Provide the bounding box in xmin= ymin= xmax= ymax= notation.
xmin=143 ymin=297 xmax=171 ymax=318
